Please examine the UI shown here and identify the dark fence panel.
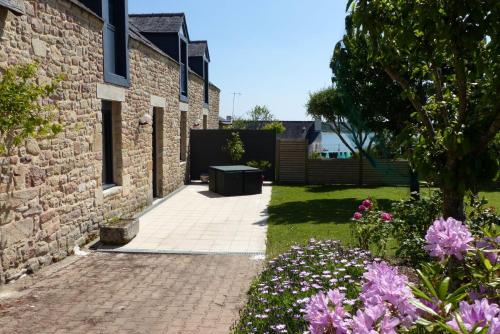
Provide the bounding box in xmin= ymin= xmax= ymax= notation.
xmin=190 ymin=129 xmax=276 ymax=181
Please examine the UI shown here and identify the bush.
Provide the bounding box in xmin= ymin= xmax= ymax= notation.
xmin=390 ymin=191 xmax=442 ymax=265
xmin=225 ymin=132 xmax=245 ymax=162
xmin=246 ymin=160 xmax=271 ymax=171
xmin=231 ymin=240 xmax=371 ymax=333
xmin=350 ymin=199 xmax=393 ymax=256
xmin=389 ymin=191 xmax=499 ymax=266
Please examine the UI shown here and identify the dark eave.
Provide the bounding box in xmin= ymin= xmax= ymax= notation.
xmin=0 ymin=0 xmax=24 ymax=15
xmin=189 ymin=40 xmax=210 ymax=61
xmin=129 ymin=13 xmax=189 ymax=40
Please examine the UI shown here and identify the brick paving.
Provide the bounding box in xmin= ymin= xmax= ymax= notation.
xmin=0 ymin=252 xmax=262 ymax=334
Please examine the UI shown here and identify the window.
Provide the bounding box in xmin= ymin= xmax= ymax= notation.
xmin=203 ymin=60 xmax=209 ymax=105
xmin=103 ymin=0 xmax=129 ymax=86
xmin=101 ymin=100 xmax=122 ymax=189
xmin=203 ymin=115 xmax=208 ymax=130
xmin=102 ymin=101 xmax=114 ymax=188
xmin=180 ymin=110 xmax=187 ymax=161
xmin=180 ymin=39 xmax=188 ymax=100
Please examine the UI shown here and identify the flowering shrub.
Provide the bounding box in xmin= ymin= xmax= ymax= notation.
xmin=231 ymin=240 xmax=371 ymax=333
xmin=305 ymin=261 xmax=418 ymax=333
xmin=351 ymin=199 xmax=392 ymax=255
xmin=424 ymin=217 xmax=474 ymax=260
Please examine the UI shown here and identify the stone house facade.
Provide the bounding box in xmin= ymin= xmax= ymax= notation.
xmin=0 ymin=0 xmax=220 ymax=283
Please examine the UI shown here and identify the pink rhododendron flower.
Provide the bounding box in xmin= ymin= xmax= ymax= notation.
xmin=362 ymin=199 xmax=373 ymax=208
xmin=424 ymin=217 xmax=473 ymax=260
xmin=306 ymin=289 xmax=351 ymax=334
xmin=358 ymin=205 xmax=368 ymax=212
xmin=380 ymin=212 xmax=393 ymax=222
xmin=447 ymin=299 xmax=499 ymax=333
xmin=353 ymin=212 xmax=363 ymax=220
xmin=360 ymin=262 xmax=417 ymax=322
xmin=476 ymin=236 xmax=500 ymax=265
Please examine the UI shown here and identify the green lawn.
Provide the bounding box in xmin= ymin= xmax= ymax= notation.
xmin=266 ymin=185 xmax=499 ymax=258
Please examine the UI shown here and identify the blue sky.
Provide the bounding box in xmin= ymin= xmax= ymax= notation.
xmin=129 ymin=0 xmax=347 ymax=120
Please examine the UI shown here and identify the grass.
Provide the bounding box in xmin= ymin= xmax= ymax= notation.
xmin=266 ymin=185 xmax=499 ymax=258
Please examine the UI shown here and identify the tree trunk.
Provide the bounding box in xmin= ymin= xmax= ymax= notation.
xmin=409 ymin=169 xmax=420 ymax=200
xmin=442 ymin=185 xmax=465 ymax=221
xmin=358 ymin=155 xmax=363 ymax=186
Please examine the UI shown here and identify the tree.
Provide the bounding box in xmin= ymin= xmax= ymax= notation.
xmin=349 ymin=0 xmax=500 ymax=219
xmin=307 ymin=87 xmax=374 ymax=185
xmin=225 ymin=132 xmax=245 ymax=162
xmin=248 ymin=105 xmax=274 ymax=129
xmin=263 ymin=121 xmax=285 ymax=134
xmin=0 ymin=63 xmax=63 ymax=153
xmin=232 ymin=105 xmax=286 ymax=134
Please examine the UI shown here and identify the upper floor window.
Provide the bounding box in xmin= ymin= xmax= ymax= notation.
xmin=81 ymin=0 xmax=129 ymax=87
xmin=203 ymin=60 xmax=209 ymax=105
xmin=103 ymin=0 xmax=129 ymax=86
xmin=180 ymin=39 xmax=188 ymax=100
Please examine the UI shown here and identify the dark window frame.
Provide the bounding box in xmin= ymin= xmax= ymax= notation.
xmin=203 ymin=58 xmax=209 ymax=106
xmin=179 ymin=35 xmax=188 ymax=101
xmin=102 ymin=0 xmax=130 ymax=87
xmin=102 ymin=101 xmax=115 ymax=189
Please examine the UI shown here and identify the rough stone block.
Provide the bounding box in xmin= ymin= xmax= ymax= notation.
xmin=0 ymin=218 xmax=34 ymax=248
xmin=100 ymin=217 xmax=139 ymax=245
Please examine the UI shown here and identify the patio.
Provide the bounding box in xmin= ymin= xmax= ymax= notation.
xmin=98 ymin=183 xmax=271 ymax=255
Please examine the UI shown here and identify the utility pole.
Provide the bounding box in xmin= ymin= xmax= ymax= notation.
xmin=231 ymin=92 xmax=241 ymax=119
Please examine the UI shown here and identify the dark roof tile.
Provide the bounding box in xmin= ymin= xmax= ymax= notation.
xmin=129 ymin=13 xmax=185 ymax=34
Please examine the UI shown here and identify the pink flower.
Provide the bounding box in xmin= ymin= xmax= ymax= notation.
xmin=306 ymin=289 xmax=351 ymax=334
xmin=353 ymin=212 xmax=363 ymax=220
xmin=424 ymin=217 xmax=474 ymax=260
xmin=360 ymin=262 xmax=417 ymax=322
xmin=362 ymin=199 xmax=373 ymax=208
xmin=476 ymin=236 xmax=500 ymax=265
xmin=447 ymin=299 xmax=499 ymax=332
xmin=380 ymin=212 xmax=393 ymax=222
xmin=358 ymin=205 xmax=368 ymax=212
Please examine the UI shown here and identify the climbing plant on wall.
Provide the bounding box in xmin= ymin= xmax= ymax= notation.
xmin=0 ymin=63 xmax=63 ymax=153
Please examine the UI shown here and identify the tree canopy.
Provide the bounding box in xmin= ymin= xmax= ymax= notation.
xmin=348 ymin=0 xmax=500 ymax=219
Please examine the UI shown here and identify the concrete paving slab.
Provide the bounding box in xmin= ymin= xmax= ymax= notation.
xmin=97 ymin=184 xmax=271 ymax=255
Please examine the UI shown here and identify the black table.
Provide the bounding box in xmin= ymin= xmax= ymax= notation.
xmin=209 ymin=165 xmax=262 ymax=196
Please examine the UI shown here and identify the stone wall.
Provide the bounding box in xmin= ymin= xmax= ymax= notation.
xmin=0 ymin=0 xmax=220 ymax=283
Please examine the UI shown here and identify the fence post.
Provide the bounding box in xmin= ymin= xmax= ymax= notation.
xmin=276 ymin=139 xmax=281 ymax=182
xmin=304 ymin=139 xmax=309 ymax=184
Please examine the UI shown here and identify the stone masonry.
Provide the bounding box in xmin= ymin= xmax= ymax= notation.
xmin=0 ymin=0 xmax=220 ymax=283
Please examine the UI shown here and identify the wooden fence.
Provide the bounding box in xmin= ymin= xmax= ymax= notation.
xmin=276 ymin=139 xmax=410 ymax=185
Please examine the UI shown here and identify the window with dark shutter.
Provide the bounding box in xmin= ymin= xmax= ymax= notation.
xmin=204 ymin=60 xmax=209 ymax=105
xmin=102 ymin=101 xmax=114 ymax=188
xmin=180 ymin=39 xmax=188 ymax=100
xmin=103 ymin=0 xmax=129 ymax=87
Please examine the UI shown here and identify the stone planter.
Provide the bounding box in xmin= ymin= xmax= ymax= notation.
xmin=100 ymin=217 xmax=139 ymax=245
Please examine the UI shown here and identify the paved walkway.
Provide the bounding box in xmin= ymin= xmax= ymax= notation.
xmin=0 ymin=252 xmax=262 ymax=334
xmin=99 ymin=184 xmax=271 ymax=254
xmin=0 ymin=184 xmax=272 ymax=333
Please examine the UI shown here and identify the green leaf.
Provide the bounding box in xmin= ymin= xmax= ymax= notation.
xmin=438 ymin=277 xmax=450 ymax=300
xmin=411 ymin=286 xmax=434 ymax=302
xmin=409 ymin=298 xmax=440 ymax=317
xmin=417 ymin=269 xmax=439 ymax=298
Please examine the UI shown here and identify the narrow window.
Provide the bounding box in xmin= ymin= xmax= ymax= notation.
xmin=102 ymin=101 xmax=114 ymax=188
xmin=204 ymin=60 xmax=209 ymax=104
xmin=101 ymin=100 xmax=122 ymax=189
xmin=180 ymin=110 xmax=187 ymax=161
xmin=180 ymin=40 xmax=188 ymax=99
xmin=203 ymin=115 xmax=208 ymax=130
